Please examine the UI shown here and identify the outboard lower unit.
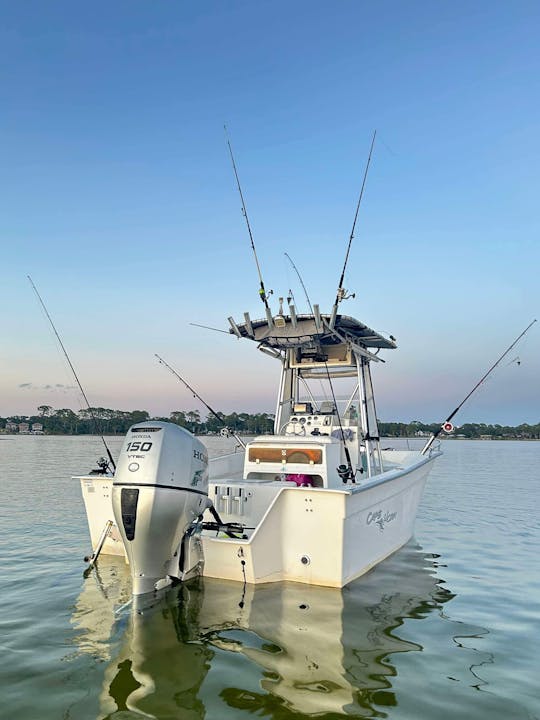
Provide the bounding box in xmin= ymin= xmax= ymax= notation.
xmin=112 ymin=421 xmax=210 ymax=595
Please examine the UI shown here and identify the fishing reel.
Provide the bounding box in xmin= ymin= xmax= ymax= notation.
xmin=89 ymin=456 xmax=111 ymax=475
xmin=337 ymin=288 xmax=355 ymax=301
xmin=337 ymin=464 xmax=355 ymax=484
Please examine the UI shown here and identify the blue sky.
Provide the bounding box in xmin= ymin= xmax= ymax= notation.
xmin=1 ymin=1 xmax=538 ymax=424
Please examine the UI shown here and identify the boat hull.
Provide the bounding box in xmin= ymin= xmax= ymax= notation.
xmin=77 ymin=450 xmax=438 ymax=590
xmin=202 ymin=454 xmax=437 ymax=587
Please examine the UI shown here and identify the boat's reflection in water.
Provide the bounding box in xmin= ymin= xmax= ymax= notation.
xmin=72 ymin=543 xmax=454 ymax=718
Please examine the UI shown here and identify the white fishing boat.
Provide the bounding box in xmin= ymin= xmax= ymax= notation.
xmin=77 ymin=134 xmax=446 ymax=596
xmin=77 ymin=297 xmax=537 ymax=598
xmin=77 ymin=304 xmax=442 ymax=595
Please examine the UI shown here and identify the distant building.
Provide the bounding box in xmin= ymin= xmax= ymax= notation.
xmin=18 ymin=422 xmax=30 ymax=434
xmin=5 ymin=422 xmax=18 ymax=433
xmin=31 ymin=423 xmax=44 ymax=434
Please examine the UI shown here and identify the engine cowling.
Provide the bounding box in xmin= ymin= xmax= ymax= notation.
xmin=112 ymin=421 xmax=209 ymax=595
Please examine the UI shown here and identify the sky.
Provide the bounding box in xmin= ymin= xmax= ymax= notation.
xmin=1 ymin=1 xmax=539 ymax=425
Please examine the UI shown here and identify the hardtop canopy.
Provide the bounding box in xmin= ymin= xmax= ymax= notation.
xmin=228 ymin=313 xmax=396 ymax=351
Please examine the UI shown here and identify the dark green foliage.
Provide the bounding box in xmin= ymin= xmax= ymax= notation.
xmin=0 ymin=406 xmax=274 ymax=435
xmin=0 ymin=409 xmax=537 ymax=438
xmin=377 ymin=420 xmax=540 ymax=439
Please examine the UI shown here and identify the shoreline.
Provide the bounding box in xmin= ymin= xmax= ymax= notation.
xmin=1 ymin=432 xmax=538 ymax=441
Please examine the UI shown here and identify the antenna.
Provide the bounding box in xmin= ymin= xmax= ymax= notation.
xmin=224 ymin=126 xmax=272 ymax=322
xmin=28 ymin=276 xmax=116 ymax=472
xmin=284 ymin=253 xmax=315 ymax=316
xmin=329 ymin=130 xmax=377 ymax=329
xmin=189 ymin=322 xmax=230 ymax=335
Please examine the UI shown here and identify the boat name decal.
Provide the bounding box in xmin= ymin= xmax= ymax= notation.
xmin=367 ymin=509 xmax=397 ymax=532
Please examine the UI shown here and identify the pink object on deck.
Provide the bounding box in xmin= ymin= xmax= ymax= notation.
xmin=286 ymin=473 xmax=313 ymax=487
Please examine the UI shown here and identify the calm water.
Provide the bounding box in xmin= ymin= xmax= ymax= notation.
xmin=1 ymin=436 xmax=539 ymax=720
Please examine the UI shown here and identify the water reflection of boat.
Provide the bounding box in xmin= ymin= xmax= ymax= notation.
xmin=72 ymin=544 xmax=454 ymax=718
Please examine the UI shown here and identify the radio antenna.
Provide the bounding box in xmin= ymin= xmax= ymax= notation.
xmin=284 ymin=253 xmax=314 ymax=316
xmin=189 ymin=322 xmax=230 ymax=335
xmin=329 ymin=130 xmax=377 ymax=329
xmin=224 ymin=126 xmax=272 ymax=319
xmin=28 ymin=276 xmax=116 ymax=472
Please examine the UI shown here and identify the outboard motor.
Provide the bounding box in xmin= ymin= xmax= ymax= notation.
xmin=112 ymin=421 xmax=210 ymax=595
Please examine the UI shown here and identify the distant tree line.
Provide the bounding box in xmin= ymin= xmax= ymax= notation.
xmin=1 ymin=407 xmax=538 ymax=439
xmin=0 ymin=405 xmax=275 ymax=436
xmin=378 ymin=419 xmax=540 ymax=440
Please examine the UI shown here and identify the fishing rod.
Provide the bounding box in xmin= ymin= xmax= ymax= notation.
xmin=27 ymin=276 xmax=116 ymax=472
xmin=154 ymin=353 xmax=246 ymax=449
xmin=284 ymin=253 xmax=356 ymax=482
xmin=329 ymin=130 xmax=377 ymax=330
xmin=224 ymin=126 xmax=273 ymax=319
xmin=421 ymin=319 xmax=537 ymax=455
